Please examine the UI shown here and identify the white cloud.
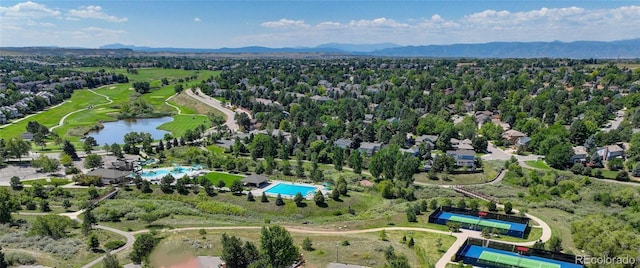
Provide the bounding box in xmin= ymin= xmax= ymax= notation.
xmin=249 ymin=5 xmax=640 ymax=46
xmin=348 ymin=17 xmax=409 ymax=28
xmin=194 ymin=17 xmax=201 ymax=23
xmin=68 ymin=5 xmax=127 ymax=22
xmin=261 ymin=18 xmax=309 ymax=28
xmin=0 ymin=1 xmax=60 ymax=18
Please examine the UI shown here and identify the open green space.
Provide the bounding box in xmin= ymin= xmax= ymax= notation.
xmin=524 ymin=160 xmax=551 ymax=170
xmin=1 ymin=68 xmax=220 ymax=147
xmin=157 ymin=114 xmax=210 ymax=137
xmin=201 ymin=171 xmax=245 ymax=186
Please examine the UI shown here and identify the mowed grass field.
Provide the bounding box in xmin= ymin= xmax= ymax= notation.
xmin=157 ymin=114 xmax=210 ymax=137
xmin=1 ymin=68 xmax=220 ymax=145
xmin=201 ymin=171 xmax=245 ymax=186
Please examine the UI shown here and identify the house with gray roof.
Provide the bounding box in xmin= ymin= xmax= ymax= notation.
xmin=359 ymin=142 xmax=382 ymax=156
xmin=334 ymin=138 xmax=353 ymax=149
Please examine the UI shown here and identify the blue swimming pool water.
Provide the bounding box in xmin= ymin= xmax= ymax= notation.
xmin=140 ymin=167 xmax=192 ymax=179
xmin=265 ymin=183 xmax=317 ymax=197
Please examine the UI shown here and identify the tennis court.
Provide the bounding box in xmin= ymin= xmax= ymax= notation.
xmin=437 ymin=212 xmax=527 ymax=232
xmin=462 ymin=245 xmax=583 ymax=268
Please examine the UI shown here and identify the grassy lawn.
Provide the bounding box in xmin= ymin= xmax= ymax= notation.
xmin=201 ymin=171 xmax=245 ymax=186
xmin=524 ymin=160 xmax=551 ymax=170
xmin=157 ymin=114 xmax=210 ymax=137
xmin=0 ymin=89 xmax=111 ymax=139
xmin=148 ymin=228 xmax=454 ymax=267
xmin=3 ymin=68 xmax=221 ymax=145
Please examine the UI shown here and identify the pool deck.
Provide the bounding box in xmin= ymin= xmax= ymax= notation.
xmin=136 ymin=166 xmax=204 ymax=182
xmin=251 ymin=180 xmax=329 ymax=199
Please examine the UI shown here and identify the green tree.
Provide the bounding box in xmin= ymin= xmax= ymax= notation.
xmin=394 ymin=154 xmax=419 ymax=187
xmin=472 ymin=136 xmax=488 ymax=153
xmin=29 ymin=214 xmax=72 ymax=239
xmin=378 ymin=180 xmax=394 ymax=199
xmin=332 ymin=146 xmax=344 ymax=171
xmin=82 ymin=207 xmax=97 ymax=236
xmin=230 ymin=180 xmax=244 ymax=195
xmin=379 ymin=229 xmax=388 ymax=241
xmin=486 ymin=201 xmax=497 ymax=211
xmin=295 ymin=150 xmax=305 ymax=177
xmin=60 ymin=153 xmax=73 ymax=167
xmin=261 ymin=192 xmax=269 ymax=202
xmin=160 ymin=174 xmax=175 ymax=193
xmin=503 ymin=202 xmax=513 ymax=214
xmin=103 ymin=252 xmax=121 ymax=268
xmin=10 ymin=176 xmax=22 ymax=190
xmin=221 ymin=233 xmax=250 ymax=268
xmin=260 ymin=225 xmax=299 ymax=268
xmin=314 ymin=191 xmax=325 ymax=205
xmin=546 ymin=143 xmax=573 ymax=169
xmin=331 ymin=188 xmax=340 ymax=201
xmin=39 ymin=199 xmax=50 ymax=212
xmin=88 ymin=234 xmax=100 ymax=250
xmin=302 ymin=237 xmax=314 ymax=251
xmin=293 ymin=192 xmax=304 ymax=207
xmin=0 ymin=188 xmax=16 ymax=224
xmin=429 ymin=199 xmax=438 ymax=210
xmin=130 ymin=233 xmax=156 ymax=265
xmin=32 ymin=154 xmax=60 ymax=173
xmin=62 ymin=140 xmax=78 ymax=159
xmin=348 ymin=149 xmax=363 ymax=174
xmin=83 ymin=154 xmax=104 ymax=169
xmin=5 ymin=137 xmax=31 ymax=161
xmin=479 ymin=122 xmax=503 ymax=140
xmin=62 ymin=199 xmax=72 ymax=211
xmin=407 ymin=237 xmax=415 ymax=248
xmin=247 ymin=192 xmax=255 ymax=202
xmin=406 ymin=207 xmax=417 ymax=222
xmin=83 ymin=137 xmax=98 ymax=154
xmin=275 ymin=194 xmax=285 ymax=206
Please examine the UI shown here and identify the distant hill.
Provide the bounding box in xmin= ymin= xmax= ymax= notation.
xmin=315 ymin=42 xmax=400 ymax=52
xmin=99 ymin=43 xmax=347 ymax=54
xmin=100 ymin=39 xmax=640 ymax=58
xmin=4 ymin=39 xmax=639 ymax=58
xmin=367 ymin=39 xmax=640 ymax=58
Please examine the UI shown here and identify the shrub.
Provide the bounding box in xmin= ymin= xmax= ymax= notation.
xmin=105 ymin=240 xmax=126 ymax=250
xmin=5 ymin=252 xmax=36 ymax=265
xmin=196 ymin=201 xmax=246 ymax=216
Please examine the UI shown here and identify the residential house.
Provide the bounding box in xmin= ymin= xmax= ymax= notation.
xmin=502 ymin=129 xmax=526 ymax=145
xmin=492 ymin=119 xmax=511 ymax=131
xmin=571 ymin=146 xmax=588 ymax=164
xmin=451 ymin=138 xmax=473 ymax=150
xmin=334 ymin=138 xmax=353 ymax=149
xmin=400 ymin=146 xmax=420 ymax=157
xmin=597 ymin=144 xmax=625 ymax=161
xmin=415 ymin=134 xmax=438 ymax=150
xmin=446 ymin=150 xmax=476 ymax=168
xmin=359 ymin=142 xmax=382 ymax=156
xmin=86 ymin=168 xmax=133 ymax=185
xmin=363 ymin=114 xmax=374 ymax=124
xmin=310 ymin=95 xmax=331 ymax=102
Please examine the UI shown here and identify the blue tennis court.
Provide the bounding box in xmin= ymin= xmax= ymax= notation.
xmin=461 ymin=245 xmax=582 ymax=268
xmin=437 ymin=211 xmax=527 ymax=232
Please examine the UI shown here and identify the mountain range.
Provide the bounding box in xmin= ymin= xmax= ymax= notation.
xmin=4 ymin=39 xmax=639 ymax=58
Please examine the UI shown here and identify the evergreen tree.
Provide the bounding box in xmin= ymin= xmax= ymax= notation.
xmin=63 ymin=140 xmax=78 ymax=159
xmin=275 ymin=194 xmax=285 ymax=206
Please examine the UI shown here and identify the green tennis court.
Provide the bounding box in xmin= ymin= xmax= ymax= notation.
xmin=479 ymin=251 xmax=561 ymax=268
xmin=449 ymin=215 xmax=511 ymax=229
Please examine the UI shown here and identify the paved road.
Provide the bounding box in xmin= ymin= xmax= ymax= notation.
xmin=185 ymin=88 xmax=252 ymax=132
xmin=81 ymin=224 xmax=135 ymax=268
xmin=602 ymin=108 xmax=626 ymax=133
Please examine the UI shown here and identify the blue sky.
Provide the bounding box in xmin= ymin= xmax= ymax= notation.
xmin=1 ymin=1 xmax=639 ymax=48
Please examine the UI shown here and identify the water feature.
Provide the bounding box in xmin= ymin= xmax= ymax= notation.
xmin=87 ymin=117 xmax=173 ymax=145
xmin=264 ymin=182 xmax=319 ymax=197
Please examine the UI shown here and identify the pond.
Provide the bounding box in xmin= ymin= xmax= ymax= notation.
xmin=87 ymin=117 xmax=173 ymax=145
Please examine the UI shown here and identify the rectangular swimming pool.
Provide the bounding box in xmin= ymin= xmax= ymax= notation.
xmin=265 ymin=183 xmax=317 ymax=197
